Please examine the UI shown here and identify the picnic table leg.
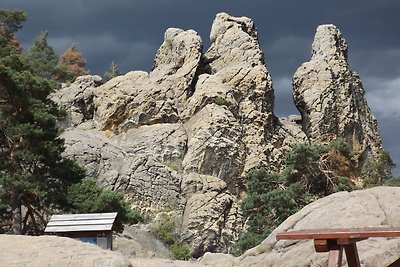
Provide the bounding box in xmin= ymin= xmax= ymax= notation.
xmin=327 ymin=242 xmax=343 ymax=267
xmin=343 ymin=243 xmax=361 ymax=267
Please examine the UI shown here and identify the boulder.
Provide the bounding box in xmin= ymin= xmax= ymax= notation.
xmin=199 ymin=186 xmax=400 ymax=266
xmin=0 ymin=235 xmax=131 ymax=267
xmin=114 ymin=225 xmax=170 ymax=259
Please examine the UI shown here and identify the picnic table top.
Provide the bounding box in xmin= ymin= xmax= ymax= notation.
xmin=276 ymin=227 xmax=400 ymax=240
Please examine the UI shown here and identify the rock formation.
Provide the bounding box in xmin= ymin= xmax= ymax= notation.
xmin=0 ymin=234 xmax=210 ymax=267
xmin=199 ymin=186 xmax=400 ymax=267
xmin=292 ymin=24 xmax=382 ymax=168
xmin=52 ymin=13 xmax=383 ymax=257
xmin=0 ymin=235 xmax=132 ymax=267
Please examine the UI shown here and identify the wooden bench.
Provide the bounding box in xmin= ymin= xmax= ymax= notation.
xmin=276 ymin=227 xmax=400 ymax=267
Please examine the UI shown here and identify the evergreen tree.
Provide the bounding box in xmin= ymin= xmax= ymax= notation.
xmin=27 ymin=31 xmax=58 ymax=79
xmin=234 ymin=139 xmax=357 ymax=255
xmin=0 ymin=9 xmax=26 ymax=56
xmin=362 ymin=150 xmax=396 ymax=187
xmin=0 ymin=9 xmax=144 ymax=235
xmin=104 ymin=60 xmax=122 ymax=81
xmin=0 ymin=9 xmax=85 ymax=234
xmin=54 ymin=43 xmax=89 ymax=83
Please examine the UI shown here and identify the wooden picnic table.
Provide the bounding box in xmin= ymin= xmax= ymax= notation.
xmin=276 ymin=227 xmax=400 ymax=267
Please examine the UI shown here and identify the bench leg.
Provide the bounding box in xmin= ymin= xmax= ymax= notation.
xmin=327 ymin=243 xmax=343 ymax=267
xmin=344 ymin=243 xmax=361 ymax=267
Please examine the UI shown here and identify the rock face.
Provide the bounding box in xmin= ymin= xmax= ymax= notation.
xmin=52 ymin=13 xmax=383 ymax=257
xmin=0 ymin=235 xmax=132 ymax=267
xmin=292 ymin=24 xmax=382 ymax=167
xmin=201 ymin=187 xmax=400 ymax=267
xmin=51 ymin=75 xmax=102 ymax=128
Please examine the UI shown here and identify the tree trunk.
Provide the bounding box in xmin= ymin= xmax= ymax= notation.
xmin=10 ymin=189 xmax=22 ymax=235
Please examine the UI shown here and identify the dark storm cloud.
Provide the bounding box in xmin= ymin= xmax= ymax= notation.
xmin=1 ymin=0 xmax=400 ymax=172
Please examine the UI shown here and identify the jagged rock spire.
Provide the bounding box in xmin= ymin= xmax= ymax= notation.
xmin=293 ymin=24 xmax=382 ymax=167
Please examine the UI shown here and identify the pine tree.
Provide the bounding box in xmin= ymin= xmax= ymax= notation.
xmin=1 ymin=10 xmax=141 ymax=235
xmin=27 ymin=31 xmax=58 ymax=79
xmin=0 ymin=9 xmax=85 ymax=234
xmin=0 ymin=9 xmax=26 ymax=56
xmin=54 ymin=43 xmax=89 ymax=83
xmin=362 ymin=150 xmax=396 ymax=187
xmin=234 ymin=139 xmax=357 ymax=254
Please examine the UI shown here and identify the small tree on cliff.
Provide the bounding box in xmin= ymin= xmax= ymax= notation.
xmin=54 ymin=43 xmax=89 ymax=83
xmin=104 ymin=60 xmax=122 ymax=81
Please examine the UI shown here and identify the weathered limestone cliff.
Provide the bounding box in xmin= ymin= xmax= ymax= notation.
xmin=51 ymin=13 xmax=382 ymax=256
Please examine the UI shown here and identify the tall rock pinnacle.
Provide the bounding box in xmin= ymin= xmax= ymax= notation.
xmin=292 ymin=24 xmax=382 ymax=166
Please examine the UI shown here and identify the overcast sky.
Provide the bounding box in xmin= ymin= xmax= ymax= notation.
xmin=2 ymin=0 xmax=400 ymax=174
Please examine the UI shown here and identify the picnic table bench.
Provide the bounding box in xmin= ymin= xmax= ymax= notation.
xmin=276 ymin=227 xmax=400 ymax=267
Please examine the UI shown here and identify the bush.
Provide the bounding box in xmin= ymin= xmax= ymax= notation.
xmin=171 ymin=243 xmax=191 ymax=260
xmin=67 ymin=179 xmax=144 ymax=232
xmin=150 ymin=212 xmax=176 ymax=246
xmin=213 ymin=96 xmax=230 ymax=106
xmin=232 ymin=232 xmax=265 ymax=256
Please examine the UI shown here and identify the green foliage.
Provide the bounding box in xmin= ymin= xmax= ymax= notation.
xmin=0 ymin=9 xmax=26 ymax=57
xmin=67 ymin=179 xmax=143 ymax=232
xmin=104 ymin=60 xmax=122 ymax=82
xmin=0 ymin=9 xmax=86 ymax=234
xmin=171 ymin=243 xmax=191 ymax=260
xmin=234 ymin=170 xmax=305 ymax=255
xmin=285 ymin=141 xmax=355 ymax=196
xmin=213 ymin=96 xmax=230 ymax=106
xmin=232 ymin=231 xmax=265 ymax=256
xmin=150 ymin=212 xmax=176 ymax=246
xmin=235 ymin=139 xmax=358 ymax=255
xmin=164 ymin=38 xmax=173 ymax=50
xmin=362 ymin=150 xmax=396 ymax=187
xmin=27 ymin=31 xmax=58 ymax=79
xmin=164 ymin=159 xmax=182 ymax=172
xmin=0 ymin=8 xmax=142 ymax=236
xmin=0 ymin=9 xmax=26 ymax=33
xmin=236 ymin=139 xmax=396 ymax=255
xmin=327 ymin=137 xmax=353 ymax=158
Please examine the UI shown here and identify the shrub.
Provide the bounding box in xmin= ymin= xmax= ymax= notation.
xmin=67 ymin=179 xmax=144 ymax=232
xmin=171 ymin=242 xmax=191 ymax=260
xmin=150 ymin=212 xmax=176 ymax=246
xmin=213 ymin=96 xmax=230 ymax=106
